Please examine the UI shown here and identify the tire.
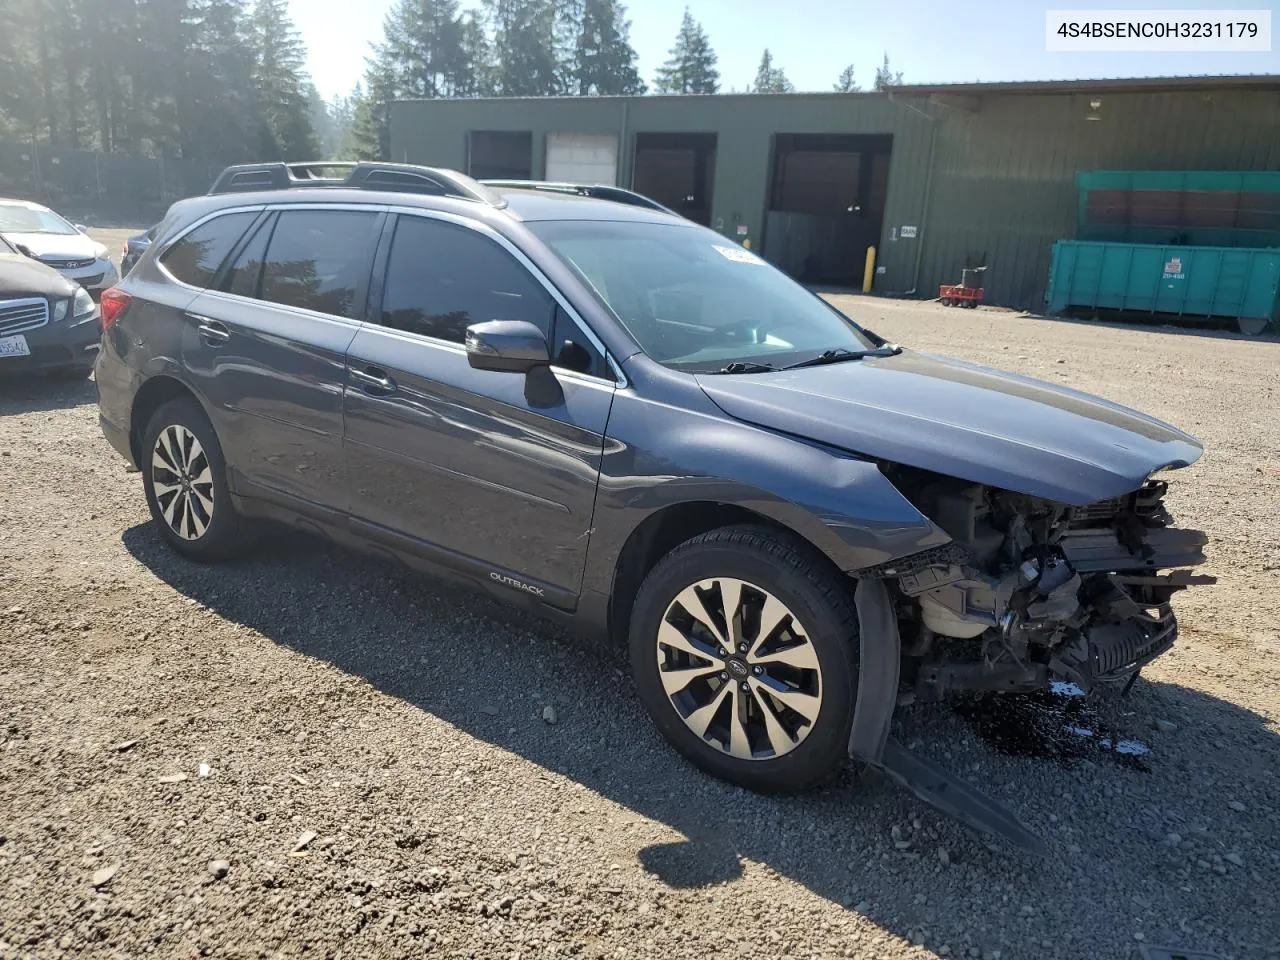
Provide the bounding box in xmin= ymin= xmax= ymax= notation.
xmin=629 ymin=524 xmax=859 ymax=792
xmin=141 ymin=398 xmax=250 ymax=561
xmin=1237 ymin=316 xmax=1269 ymax=336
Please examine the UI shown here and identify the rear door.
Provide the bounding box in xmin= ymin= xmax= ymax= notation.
xmin=179 ymin=205 xmax=384 ymax=515
xmin=342 ymin=211 xmax=616 ymax=605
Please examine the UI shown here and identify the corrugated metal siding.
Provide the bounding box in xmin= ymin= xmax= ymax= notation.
xmin=390 ymin=87 xmax=1280 ymax=310
xmin=919 ymin=89 xmax=1280 ymax=308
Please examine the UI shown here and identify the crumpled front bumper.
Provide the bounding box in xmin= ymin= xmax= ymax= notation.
xmin=848 ymin=577 xmax=1049 ymax=855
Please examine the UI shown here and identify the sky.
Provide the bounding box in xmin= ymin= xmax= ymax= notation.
xmin=292 ymin=0 xmax=1280 ymax=101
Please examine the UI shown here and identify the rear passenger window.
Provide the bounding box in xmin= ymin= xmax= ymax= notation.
xmin=258 ymin=210 xmax=381 ymax=319
xmin=379 ymin=215 xmax=554 ymax=343
xmin=160 ymin=212 xmax=256 ymax=288
xmin=223 ymin=217 xmax=272 ymax=299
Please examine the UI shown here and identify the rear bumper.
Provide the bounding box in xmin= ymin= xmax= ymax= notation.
xmin=99 ymin=412 xmax=135 ymax=467
xmin=93 ymin=334 xmax=139 ymax=467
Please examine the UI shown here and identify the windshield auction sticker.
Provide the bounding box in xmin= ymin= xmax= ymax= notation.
xmin=714 ymin=245 xmax=765 ymax=265
xmin=1046 ymin=9 xmax=1271 ymax=50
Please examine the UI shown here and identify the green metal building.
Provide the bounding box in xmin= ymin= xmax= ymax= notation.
xmin=389 ymin=75 xmax=1280 ymax=310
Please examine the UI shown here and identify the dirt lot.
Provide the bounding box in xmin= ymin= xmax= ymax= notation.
xmin=2 ymin=251 xmax=1279 ymax=960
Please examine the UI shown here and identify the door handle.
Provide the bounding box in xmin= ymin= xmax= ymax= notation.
xmin=188 ymin=313 xmax=230 ymax=345
xmin=350 ymin=366 xmax=397 ymax=395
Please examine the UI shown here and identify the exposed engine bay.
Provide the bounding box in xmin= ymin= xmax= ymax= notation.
xmin=876 ymin=466 xmax=1215 ymax=699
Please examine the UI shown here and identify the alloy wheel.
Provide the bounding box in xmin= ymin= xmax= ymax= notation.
xmin=656 ymin=577 xmax=823 ymax=760
xmin=150 ymin=424 xmax=214 ymax=541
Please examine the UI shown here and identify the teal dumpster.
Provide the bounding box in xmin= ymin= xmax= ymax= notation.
xmin=1077 ymin=171 xmax=1280 ymax=248
xmin=1046 ymin=240 xmax=1280 ymax=334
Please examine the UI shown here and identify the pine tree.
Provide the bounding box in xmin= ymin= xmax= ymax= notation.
xmin=873 ymin=53 xmax=903 ymax=90
xmin=0 ymin=0 xmax=40 ymax=138
xmin=834 ymin=63 xmax=859 ymax=92
xmin=457 ymin=10 xmax=493 ymax=96
xmin=351 ymin=54 xmax=397 ymax=160
xmin=81 ymin=0 xmax=125 ymax=151
xmin=569 ymin=0 xmax=644 ymax=95
xmin=484 ymin=0 xmax=564 ymax=96
xmin=750 ymin=49 xmax=793 ymax=94
xmin=183 ymin=0 xmax=258 ymax=161
xmin=652 ymin=8 xmax=719 ymax=94
xmin=306 ymin=83 xmax=335 ymax=156
xmin=54 ymin=0 xmax=87 ymax=147
xmin=382 ymin=0 xmax=470 ymax=99
xmin=0 ymin=0 xmax=325 ymax=164
xmin=322 ymin=90 xmax=356 ymax=159
xmin=248 ymin=0 xmax=318 ymax=160
xmin=554 ymin=0 xmax=584 ymax=93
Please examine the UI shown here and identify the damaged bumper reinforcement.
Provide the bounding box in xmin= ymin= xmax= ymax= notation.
xmin=847 ymin=474 xmax=1214 ymax=855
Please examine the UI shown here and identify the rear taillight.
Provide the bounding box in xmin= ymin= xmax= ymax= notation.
xmin=99 ymin=287 xmax=132 ymax=332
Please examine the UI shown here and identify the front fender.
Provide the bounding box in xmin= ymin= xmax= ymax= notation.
xmin=582 ymin=388 xmax=949 ymax=597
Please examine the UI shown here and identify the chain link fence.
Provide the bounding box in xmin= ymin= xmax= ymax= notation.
xmin=0 ymin=139 xmax=220 ymax=225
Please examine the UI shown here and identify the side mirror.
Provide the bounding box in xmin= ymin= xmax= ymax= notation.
xmin=14 ymin=243 xmax=34 ymax=258
xmin=74 ymin=223 xmax=88 ymax=232
xmin=465 ymin=320 xmax=550 ymax=373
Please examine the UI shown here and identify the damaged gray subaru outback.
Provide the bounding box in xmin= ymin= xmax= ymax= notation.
xmin=95 ymin=163 xmax=1213 ymax=853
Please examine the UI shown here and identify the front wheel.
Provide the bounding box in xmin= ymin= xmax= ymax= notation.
xmin=629 ymin=525 xmax=860 ymax=792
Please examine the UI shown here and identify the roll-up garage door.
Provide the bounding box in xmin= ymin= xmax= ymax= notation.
xmin=545 ymin=133 xmax=618 ymax=185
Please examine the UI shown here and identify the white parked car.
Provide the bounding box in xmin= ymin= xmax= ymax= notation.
xmin=0 ymin=199 xmax=119 ymax=297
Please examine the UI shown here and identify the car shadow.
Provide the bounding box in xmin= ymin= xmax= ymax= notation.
xmin=0 ymin=372 xmax=96 ymax=415
xmin=1013 ymin=310 xmax=1280 ymax=344
xmin=121 ymin=522 xmax=1278 ymax=958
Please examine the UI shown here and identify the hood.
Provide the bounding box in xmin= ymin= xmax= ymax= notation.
xmin=0 ymin=252 xmax=78 ymax=298
xmin=1 ymin=230 xmax=105 ymax=261
xmin=696 ymin=349 xmax=1202 ymax=506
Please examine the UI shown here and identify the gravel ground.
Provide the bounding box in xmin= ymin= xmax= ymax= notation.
xmin=82 ymin=229 xmax=138 ymax=275
xmin=2 ymin=245 xmax=1279 ymax=960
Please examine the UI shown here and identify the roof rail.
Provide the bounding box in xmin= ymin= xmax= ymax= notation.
xmin=207 ymin=161 xmax=506 ymax=206
xmin=480 ymin=179 xmax=673 ymax=214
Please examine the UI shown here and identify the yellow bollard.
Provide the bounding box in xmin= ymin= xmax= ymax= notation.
xmin=862 ymin=246 xmax=876 ymax=293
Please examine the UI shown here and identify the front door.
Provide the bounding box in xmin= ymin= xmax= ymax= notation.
xmin=343 ymin=212 xmax=615 ymax=606
xmin=181 ymin=206 xmax=384 ymax=514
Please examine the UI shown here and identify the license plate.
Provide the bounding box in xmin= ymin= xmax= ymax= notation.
xmin=0 ymin=334 xmax=31 ymax=357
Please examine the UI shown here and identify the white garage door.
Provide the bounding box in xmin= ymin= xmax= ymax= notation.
xmin=545 ymin=133 xmax=618 ymax=185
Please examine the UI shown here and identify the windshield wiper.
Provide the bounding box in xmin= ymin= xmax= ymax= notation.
xmin=783 ymin=344 xmax=901 ymax=370
xmin=706 ymin=360 xmax=778 ymax=374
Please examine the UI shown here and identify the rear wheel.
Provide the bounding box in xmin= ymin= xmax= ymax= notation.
xmin=629 ymin=525 xmax=859 ymax=791
xmin=141 ymin=398 xmax=251 ymax=561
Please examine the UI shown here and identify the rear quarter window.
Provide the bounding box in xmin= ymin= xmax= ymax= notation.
xmin=159 ymin=212 xmax=257 ymax=288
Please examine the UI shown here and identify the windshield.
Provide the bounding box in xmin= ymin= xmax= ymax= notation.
xmin=0 ymin=203 xmax=78 ymax=236
xmin=528 ymin=220 xmax=874 ymax=371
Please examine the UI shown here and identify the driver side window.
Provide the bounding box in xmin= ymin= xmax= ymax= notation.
xmin=379 ymin=215 xmax=555 ymax=344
